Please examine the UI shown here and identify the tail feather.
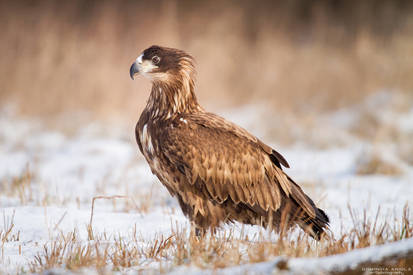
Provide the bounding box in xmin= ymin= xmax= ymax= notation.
xmin=300 ymin=207 xmax=330 ymax=240
xmin=285 ymin=175 xmax=330 ymax=240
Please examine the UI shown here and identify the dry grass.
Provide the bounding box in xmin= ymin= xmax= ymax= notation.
xmin=0 ymin=166 xmax=34 ymax=205
xmin=1 ymin=1 xmax=413 ymax=120
xmin=28 ymin=205 xmax=413 ymax=273
xmin=356 ymin=151 xmax=402 ymax=176
xmin=1 ymin=210 xmax=20 ymax=243
xmin=397 ymin=134 xmax=413 ymax=167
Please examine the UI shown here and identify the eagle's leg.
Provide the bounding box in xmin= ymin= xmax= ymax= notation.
xmin=189 ymin=222 xmax=207 ymax=239
xmin=191 ymin=224 xmax=217 ymax=238
xmin=194 ymin=227 xmax=204 ymax=237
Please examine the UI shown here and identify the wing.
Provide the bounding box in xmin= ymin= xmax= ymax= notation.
xmin=160 ymin=112 xmax=315 ymax=217
xmin=191 ymin=113 xmax=291 ymax=169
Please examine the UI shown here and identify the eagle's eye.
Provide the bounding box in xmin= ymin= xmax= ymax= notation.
xmin=152 ymin=55 xmax=160 ymax=65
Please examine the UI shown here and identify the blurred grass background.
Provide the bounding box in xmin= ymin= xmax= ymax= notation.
xmin=1 ymin=0 xmax=413 ymax=120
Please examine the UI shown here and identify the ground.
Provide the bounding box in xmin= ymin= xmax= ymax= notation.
xmin=1 ymin=92 xmax=412 ymax=274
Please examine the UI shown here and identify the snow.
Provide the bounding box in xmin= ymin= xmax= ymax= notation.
xmin=1 ymin=92 xmax=412 ymax=274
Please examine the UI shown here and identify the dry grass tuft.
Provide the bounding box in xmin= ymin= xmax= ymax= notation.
xmin=0 ymin=166 xmax=34 ymax=204
xmin=29 ymin=205 xmax=413 ymax=273
xmin=30 ymin=231 xmax=108 ymax=273
xmin=356 ymin=152 xmax=402 ymax=176
xmin=1 ymin=210 xmax=20 ymax=243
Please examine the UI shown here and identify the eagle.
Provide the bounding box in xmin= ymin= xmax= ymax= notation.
xmin=129 ymin=45 xmax=329 ymax=239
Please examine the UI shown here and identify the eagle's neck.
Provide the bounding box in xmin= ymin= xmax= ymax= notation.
xmin=145 ymin=74 xmax=202 ymax=120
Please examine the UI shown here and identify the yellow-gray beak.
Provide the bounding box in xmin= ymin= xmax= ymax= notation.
xmin=129 ymin=62 xmax=139 ymax=80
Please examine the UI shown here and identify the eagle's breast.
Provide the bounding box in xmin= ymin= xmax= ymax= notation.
xmin=137 ymin=119 xmax=174 ymax=190
xmin=139 ymin=123 xmax=154 ymax=159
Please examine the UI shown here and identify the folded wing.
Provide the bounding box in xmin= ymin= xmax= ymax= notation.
xmin=160 ymin=112 xmax=316 ymax=218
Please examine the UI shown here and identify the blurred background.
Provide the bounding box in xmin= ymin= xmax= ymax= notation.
xmin=1 ymin=0 xmax=413 ymax=122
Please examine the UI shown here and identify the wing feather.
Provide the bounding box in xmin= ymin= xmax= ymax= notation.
xmin=228 ymin=184 xmax=240 ymax=204
xmin=160 ymin=112 xmax=314 ymax=217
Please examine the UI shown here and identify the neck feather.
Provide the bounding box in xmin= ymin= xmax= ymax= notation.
xmin=145 ymin=70 xmax=202 ymax=120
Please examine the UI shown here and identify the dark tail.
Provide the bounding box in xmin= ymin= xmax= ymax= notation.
xmin=276 ymin=198 xmax=330 ymax=240
xmin=285 ymin=175 xmax=330 ymax=240
xmin=299 ymin=207 xmax=330 ymax=240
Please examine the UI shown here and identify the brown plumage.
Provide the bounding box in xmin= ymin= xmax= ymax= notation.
xmin=130 ymin=45 xmax=329 ymax=239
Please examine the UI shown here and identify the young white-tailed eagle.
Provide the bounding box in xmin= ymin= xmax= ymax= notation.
xmin=130 ymin=46 xmax=329 ymax=239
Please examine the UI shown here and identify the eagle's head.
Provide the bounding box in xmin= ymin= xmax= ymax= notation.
xmin=130 ymin=45 xmax=195 ymax=83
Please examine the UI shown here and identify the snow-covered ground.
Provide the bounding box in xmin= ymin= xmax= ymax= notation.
xmin=1 ymin=92 xmax=412 ymax=274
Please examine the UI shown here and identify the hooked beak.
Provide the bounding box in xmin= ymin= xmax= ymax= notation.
xmin=129 ymin=62 xmax=139 ymax=80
